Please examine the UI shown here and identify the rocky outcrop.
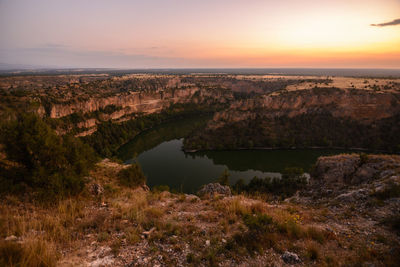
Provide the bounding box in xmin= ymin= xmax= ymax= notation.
xmin=312 ymin=154 xmax=400 ymax=187
xmin=307 ymin=154 xmax=400 ymax=205
xmin=197 ymin=183 xmax=232 ymax=198
xmin=49 ymin=88 xmax=197 ymax=119
xmin=282 ymin=251 xmax=301 ymax=264
xmin=209 ymin=88 xmax=400 ymax=129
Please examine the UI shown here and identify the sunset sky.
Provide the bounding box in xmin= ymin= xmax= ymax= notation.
xmin=1 ymin=0 xmax=399 ymax=68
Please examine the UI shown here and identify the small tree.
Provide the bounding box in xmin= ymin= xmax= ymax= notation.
xmin=218 ymin=168 xmax=230 ymax=186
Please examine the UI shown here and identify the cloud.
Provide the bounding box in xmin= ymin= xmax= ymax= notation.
xmin=371 ymin=18 xmax=400 ymax=27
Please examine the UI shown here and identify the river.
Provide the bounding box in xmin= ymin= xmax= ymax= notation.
xmin=118 ymin=116 xmax=349 ymax=193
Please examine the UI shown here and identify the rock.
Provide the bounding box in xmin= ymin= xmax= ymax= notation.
xmin=312 ymin=154 xmax=360 ymax=184
xmin=197 ymin=183 xmax=231 ymax=198
xmin=90 ymin=183 xmax=104 ymax=196
xmin=379 ymin=170 xmax=396 ymax=179
xmin=205 ymin=240 xmax=210 ymax=246
xmin=142 ymin=227 xmax=156 ymax=238
xmin=5 ymin=235 xmax=18 ymax=242
xmin=89 ymin=255 xmax=114 ymax=267
xmin=388 ymin=176 xmax=400 ymax=185
xmin=141 ymin=185 xmax=150 ymax=192
xmin=335 ymin=189 xmax=369 ymax=202
xmin=185 ymin=194 xmax=200 ymax=202
xmin=282 ymin=251 xmax=301 ymax=264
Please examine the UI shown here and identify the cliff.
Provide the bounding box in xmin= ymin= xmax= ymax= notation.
xmin=210 ymin=88 xmax=400 ymax=129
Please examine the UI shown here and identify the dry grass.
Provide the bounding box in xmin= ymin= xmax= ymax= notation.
xmin=1 ymin=160 xmax=398 ymax=266
xmin=0 ymin=239 xmax=58 ymax=267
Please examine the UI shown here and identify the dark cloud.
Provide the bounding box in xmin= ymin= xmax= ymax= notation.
xmin=371 ymin=18 xmax=400 ymax=27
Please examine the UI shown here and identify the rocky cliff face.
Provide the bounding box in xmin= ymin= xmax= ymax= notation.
xmin=49 ymin=87 xmax=204 ymax=119
xmin=46 ymin=86 xmax=232 ymax=136
xmin=210 ymin=88 xmax=400 ymax=129
xmin=299 ymin=153 xmax=400 ymax=224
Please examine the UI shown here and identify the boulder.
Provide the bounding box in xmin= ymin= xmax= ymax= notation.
xmin=282 ymin=251 xmax=301 ymax=264
xmin=198 ymin=183 xmax=231 ymax=198
xmin=185 ymin=194 xmax=200 ymax=202
xmin=89 ymin=183 xmax=104 ymax=196
xmin=335 ymin=189 xmax=369 ymax=202
xmin=312 ymin=154 xmax=360 ymax=184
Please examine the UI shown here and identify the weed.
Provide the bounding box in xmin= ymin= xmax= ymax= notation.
xmin=97 ymin=231 xmax=109 ymax=242
xmin=305 ymin=243 xmax=320 ymax=261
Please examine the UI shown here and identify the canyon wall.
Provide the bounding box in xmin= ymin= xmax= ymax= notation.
xmin=210 ymin=88 xmax=400 ymax=129
xmin=49 ymin=87 xmax=202 ymax=119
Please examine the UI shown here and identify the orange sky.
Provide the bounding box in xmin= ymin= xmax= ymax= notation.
xmin=1 ymin=0 xmax=399 ymax=68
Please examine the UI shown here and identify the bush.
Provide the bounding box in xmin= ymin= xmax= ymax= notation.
xmin=373 ymin=182 xmax=400 ymax=200
xmin=118 ymin=163 xmax=146 ymax=188
xmin=243 ymin=213 xmax=274 ymax=233
xmin=217 ymin=169 xmax=230 ymax=186
xmin=0 ymin=113 xmax=97 ymax=199
xmin=381 ymin=214 xmax=400 ymax=234
xmin=234 ymin=167 xmax=307 ymax=198
xmin=229 ymin=212 xmax=276 ymax=254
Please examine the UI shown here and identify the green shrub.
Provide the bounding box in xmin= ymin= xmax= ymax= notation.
xmin=229 ymin=213 xmax=276 ymax=254
xmin=0 ymin=113 xmax=97 ymax=199
xmin=217 ymin=169 xmax=230 ymax=186
xmin=234 ymin=167 xmax=307 ymax=198
xmin=243 ymin=213 xmax=274 ymax=233
xmin=118 ymin=163 xmax=146 ymax=188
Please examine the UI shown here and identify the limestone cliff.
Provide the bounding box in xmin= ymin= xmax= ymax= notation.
xmin=209 ymin=88 xmax=400 ymax=129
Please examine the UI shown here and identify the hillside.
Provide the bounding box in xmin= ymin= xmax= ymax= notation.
xmin=1 ymin=154 xmax=399 ymax=266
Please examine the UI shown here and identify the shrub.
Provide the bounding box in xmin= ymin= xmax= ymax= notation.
xmin=234 ymin=167 xmax=307 ymax=198
xmin=381 ymin=214 xmax=400 ymax=234
xmin=217 ymin=169 xmax=230 ymax=186
xmin=306 ymin=226 xmax=326 ymax=244
xmin=152 ymin=185 xmax=170 ymax=192
xmin=230 ymin=213 xmax=276 ymax=254
xmin=306 ymin=244 xmax=320 ymax=261
xmin=373 ymin=182 xmax=400 ymax=200
xmin=359 ymin=153 xmax=369 ymax=165
xmin=0 ymin=113 xmax=97 ymax=199
xmin=118 ymin=163 xmax=146 ymax=188
xmin=243 ymin=213 xmax=274 ymax=233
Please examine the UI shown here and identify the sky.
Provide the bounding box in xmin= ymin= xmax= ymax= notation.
xmin=0 ymin=0 xmax=400 ymax=69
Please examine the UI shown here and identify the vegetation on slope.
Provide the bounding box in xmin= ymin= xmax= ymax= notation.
xmin=82 ymin=103 xmax=223 ymax=158
xmin=0 ymin=113 xmax=97 ymax=199
xmin=184 ymin=111 xmax=400 ymax=153
xmin=233 ymin=167 xmax=308 ymax=199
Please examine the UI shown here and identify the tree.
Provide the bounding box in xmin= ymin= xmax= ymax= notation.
xmin=218 ymin=168 xmax=230 ymax=186
xmin=0 ymin=113 xmax=97 ymax=198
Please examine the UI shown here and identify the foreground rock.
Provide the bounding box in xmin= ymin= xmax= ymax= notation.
xmin=197 ymin=183 xmax=232 ymax=198
xmin=282 ymin=251 xmax=301 ymax=264
xmin=309 ymin=154 xmax=400 ymax=200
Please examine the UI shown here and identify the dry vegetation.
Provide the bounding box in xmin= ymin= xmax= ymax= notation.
xmin=1 ymin=159 xmax=399 ymax=266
